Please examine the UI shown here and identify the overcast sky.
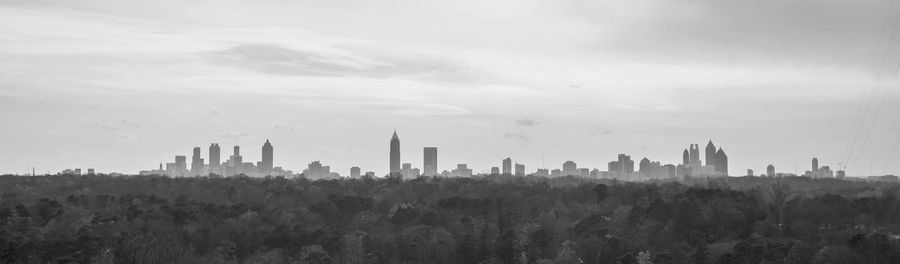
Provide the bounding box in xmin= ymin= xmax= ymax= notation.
xmin=2 ymin=0 xmax=900 ymax=176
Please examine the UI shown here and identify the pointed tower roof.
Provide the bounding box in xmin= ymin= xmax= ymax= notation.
xmin=706 ymin=140 xmax=716 ymax=150
xmin=717 ymin=147 xmax=725 ymax=154
xmin=392 ymin=130 xmax=399 ymax=140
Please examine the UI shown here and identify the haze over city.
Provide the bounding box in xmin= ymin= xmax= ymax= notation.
xmin=3 ymin=0 xmax=900 ymax=177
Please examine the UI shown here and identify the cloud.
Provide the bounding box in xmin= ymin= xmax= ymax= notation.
xmin=515 ymin=118 xmax=538 ymax=127
xmin=504 ymin=132 xmax=531 ymax=142
xmin=206 ymin=43 xmax=489 ymax=83
xmin=590 ymin=128 xmax=612 ymax=136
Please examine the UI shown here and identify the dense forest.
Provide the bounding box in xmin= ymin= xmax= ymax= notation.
xmin=1 ymin=174 xmax=899 ymax=264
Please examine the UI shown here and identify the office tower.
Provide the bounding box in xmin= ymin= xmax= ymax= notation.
xmin=491 ymin=167 xmax=500 ymax=175
xmin=812 ymin=157 xmax=818 ymax=172
xmin=234 ymin=145 xmax=240 ymax=156
xmin=350 ymin=167 xmax=361 ymax=178
xmin=705 ymin=140 xmax=717 ymax=168
xmin=836 ymin=170 xmax=846 ymax=178
xmin=618 ymin=154 xmax=634 ymax=173
xmin=175 ymin=155 xmax=187 ymax=176
xmin=767 ymin=164 xmax=775 ymax=177
xmin=639 ymin=158 xmax=651 ymax=177
xmin=452 ymin=164 xmax=472 ymax=177
xmin=515 ymin=163 xmax=525 ymax=176
xmin=563 ymin=161 xmax=577 ymax=176
xmin=683 ymin=149 xmax=689 ymax=165
xmin=715 ymin=148 xmax=728 ymax=176
xmin=423 ymin=147 xmax=437 ymax=176
xmin=747 ymin=169 xmax=754 ymax=176
xmin=578 ymin=168 xmax=590 ymax=177
xmin=502 ymin=157 xmax=512 ymax=175
xmin=689 ymin=144 xmax=701 ymax=166
xmin=209 ymin=143 xmax=221 ymax=168
xmin=260 ymin=140 xmax=273 ymax=175
xmin=191 ymin=147 xmax=203 ymax=175
xmin=390 ymin=131 xmax=400 ymax=174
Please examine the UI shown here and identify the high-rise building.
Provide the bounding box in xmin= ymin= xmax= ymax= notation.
xmin=174 ymin=155 xmax=187 ymax=177
xmin=536 ymin=168 xmax=549 ymax=177
xmin=682 ymin=149 xmax=690 ymax=165
xmin=812 ymin=157 xmax=818 ymax=172
xmin=261 ymin=140 xmax=273 ymax=175
xmin=747 ymin=169 xmax=754 ymax=176
xmin=191 ymin=147 xmax=203 ymax=175
xmin=515 ymin=163 xmax=525 ymax=176
xmin=715 ymin=148 xmax=728 ymax=176
xmin=705 ymin=140 xmax=717 ymax=169
xmin=767 ymin=164 xmax=775 ymax=177
xmin=350 ymin=167 xmax=361 ymax=178
xmin=209 ymin=143 xmax=221 ymax=169
xmin=491 ymin=167 xmax=500 ymax=175
xmin=563 ymin=161 xmax=577 ymax=176
xmin=390 ymin=131 xmax=401 ymax=175
xmin=639 ymin=157 xmax=651 ymax=177
xmin=689 ymin=144 xmax=701 ymax=166
xmin=423 ymin=147 xmax=438 ymax=176
xmin=502 ymin=157 xmax=512 ymax=175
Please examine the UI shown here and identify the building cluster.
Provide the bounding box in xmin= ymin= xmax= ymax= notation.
xmin=140 ymin=139 xmax=292 ymax=177
xmin=128 ymin=130 xmax=868 ymax=181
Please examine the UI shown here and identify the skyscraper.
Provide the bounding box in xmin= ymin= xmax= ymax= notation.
xmin=705 ymin=140 xmax=717 ymax=169
xmin=261 ymin=139 xmax=273 ymax=175
xmin=502 ymin=157 xmax=512 ymax=175
xmin=682 ymin=149 xmax=689 ymax=165
xmin=812 ymin=157 xmax=818 ymax=172
xmin=209 ymin=143 xmax=220 ymax=168
xmin=390 ymin=130 xmax=400 ymax=174
xmin=191 ymin=147 xmax=203 ymax=175
xmin=350 ymin=167 xmax=361 ymax=178
xmin=639 ymin=157 xmax=651 ymax=177
xmin=767 ymin=164 xmax=775 ymax=177
xmin=715 ymin=148 xmax=727 ymax=176
xmin=563 ymin=161 xmax=577 ymax=176
xmin=689 ymin=144 xmax=701 ymax=166
xmin=423 ymin=147 xmax=437 ymax=176
xmin=515 ymin=163 xmax=525 ymax=176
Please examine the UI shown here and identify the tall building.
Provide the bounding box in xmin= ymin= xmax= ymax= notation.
xmin=563 ymin=161 xmax=577 ymax=176
xmin=191 ymin=147 xmax=203 ymax=175
xmin=390 ymin=130 xmax=401 ymax=174
xmin=715 ymin=148 xmax=728 ymax=176
xmin=682 ymin=149 xmax=690 ymax=165
xmin=689 ymin=144 xmax=701 ymax=166
xmin=261 ymin=140 xmax=273 ymax=175
xmin=705 ymin=140 xmax=717 ymax=169
xmin=812 ymin=157 xmax=818 ymax=172
xmin=423 ymin=147 xmax=438 ymax=176
xmin=350 ymin=167 xmax=361 ymax=178
xmin=747 ymin=169 xmax=754 ymax=176
xmin=209 ymin=143 xmax=221 ymax=170
xmin=491 ymin=167 xmax=500 ymax=175
xmin=767 ymin=164 xmax=775 ymax=177
xmin=515 ymin=163 xmax=525 ymax=176
xmin=502 ymin=157 xmax=512 ymax=175
xmin=639 ymin=157 xmax=651 ymax=177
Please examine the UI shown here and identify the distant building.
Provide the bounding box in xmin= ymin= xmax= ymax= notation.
xmin=209 ymin=143 xmax=221 ymax=175
xmin=191 ymin=147 xmax=204 ymax=176
xmin=747 ymin=169 xmax=754 ymax=177
xmin=350 ymin=167 xmax=361 ymax=178
xmin=423 ymin=147 xmax=438 ymax=176
xmin=551 ymin=169 xmax=562 ymax=177
xmin=452 ymin=164 xmax=472 ymax=177
xmin=563 ymin=161 xmax=577 ymax=176
xmin=715 ymin=148 xmax=728 ymax=176
xmin=401 ymin=163 xmax=420 ymax=178
xmin=390 ymin=131 xmax=401 ymax=175
xmin=260 ymin=140 xmax=273 ymax=175
xmin=515 ymin=163 xmax=525 ymax=176
xmin=304 ymin=161 xmax=331 ymax=179
xmin=536 ymin=168 xmax=549 ymax=177
xmin=491 ymin=167 xmax=500 ymax=175
xmin=502 ymin=158 xmax=512 ymax=175
xmin=578 ymin=168 xmax=590 ymax=177
xmin=705 ymin=141 xmax=717 ymax=168
xmin=689 ymin=144 xmax=701 ymax=166
xmin=812 ymin=157 xmax=818 ymax=172
xmin=836 ymin=170 xmax=846 ymax=179
xmin=767 ymin=164 xmax=775 ymax=177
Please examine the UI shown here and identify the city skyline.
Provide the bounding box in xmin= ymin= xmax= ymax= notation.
xmin=101 ymin=132 xmax=853 ymax=180
xmin=3 ymin=0 xmax=900 ymax=177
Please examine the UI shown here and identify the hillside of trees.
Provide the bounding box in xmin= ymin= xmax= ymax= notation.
xmin=1 ymin=174 xmax=900 ymax=264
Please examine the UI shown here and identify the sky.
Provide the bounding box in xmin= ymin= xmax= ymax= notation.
xmin=2 ymin=0 xmax=900 ymax=176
